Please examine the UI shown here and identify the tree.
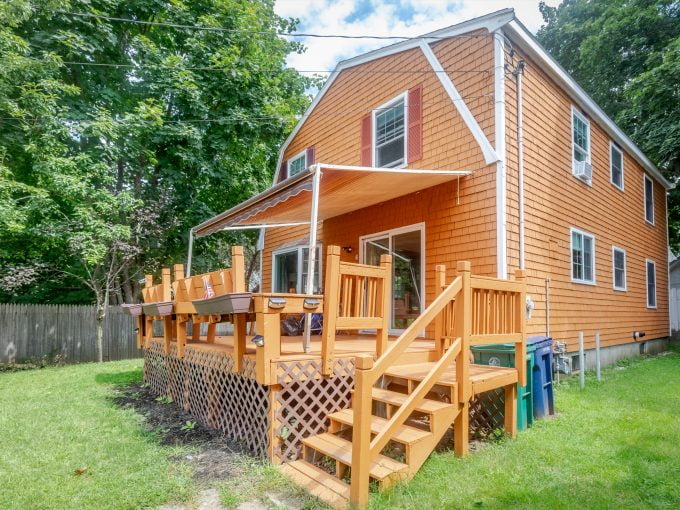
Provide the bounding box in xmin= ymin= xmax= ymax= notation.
xmin=537 ymin=0 xmax=680 ymax=248
xmin=0 ymin=0 xmax=312 ymax=360
xmin=0 ymin=1 xmax=311 ymax=295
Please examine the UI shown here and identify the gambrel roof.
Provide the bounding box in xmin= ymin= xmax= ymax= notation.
xmin=273 ymin=8 xmax=672 ymax=189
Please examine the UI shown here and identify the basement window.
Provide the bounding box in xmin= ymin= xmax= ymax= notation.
xmin=373 ymin=93 xmax=407 ymax=168
xmin=571 ymin=227 xmax=595 ymax=284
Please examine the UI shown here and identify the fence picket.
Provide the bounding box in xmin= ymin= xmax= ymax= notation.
xmin=0 ymin=304 xmax=140 ymax=364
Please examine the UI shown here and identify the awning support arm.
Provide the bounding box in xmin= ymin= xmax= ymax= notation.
xmin=187 ymin=229 xmax=195 ymax=277
xmin=304 ymin=164 xmax=322 ymax=352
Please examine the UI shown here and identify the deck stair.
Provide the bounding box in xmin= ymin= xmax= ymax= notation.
xmin=281 ymin=260 xmax=527 ymax=508
xmin=281 ymin=382 xmax=459 ymax=509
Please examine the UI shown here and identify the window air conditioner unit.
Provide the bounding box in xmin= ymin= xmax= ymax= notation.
xmin=574 ymin=160 xmax=592 ymax=181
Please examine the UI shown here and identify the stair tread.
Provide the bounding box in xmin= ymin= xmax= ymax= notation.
xmin=302 ymin=433 xmax=408 ymax=480
xmin=385 ymin=362 xmax=517 ymax=386
xmin=329 ymin=409 xmax=431 ymax=444
xmin=280 ymin=460 xmax=349 ymax=509
xmin=370 ymin=387 xmax=454 ymax=413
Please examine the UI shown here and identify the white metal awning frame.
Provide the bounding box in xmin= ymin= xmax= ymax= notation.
xmin=187 ymin=163 xmax=473 ymax=352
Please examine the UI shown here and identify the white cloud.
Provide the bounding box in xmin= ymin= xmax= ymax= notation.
xmin=275 ymin=0 xmax=561 ymax=73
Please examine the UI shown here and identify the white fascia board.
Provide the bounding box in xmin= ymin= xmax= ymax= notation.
xmin=504 ymin=19 xmax=673 ymax=190
xmin=419 ymin=41 xmax=499 ymax=165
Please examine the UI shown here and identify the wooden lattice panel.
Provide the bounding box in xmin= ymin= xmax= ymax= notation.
xmin=273 ymin=358 xmax=355 ymax=463
xmin=143 ymin=341 xmax=270 ymax=456
xmin=469 ymin=389 xmax=505 ymax=439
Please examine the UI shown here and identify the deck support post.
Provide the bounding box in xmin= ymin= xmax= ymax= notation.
xmin=350 ymin=354 xmax=374 ymax=508
xmin=233 ymin=313 xmax=247 ymax=373
xmin=255 ymin=310 xmax=281 ymax=386
xmin=504 ymin=384 xmax=518 ymax=438
xmin=267 ymin=384 xmax=283 ymax=464
xmin=454 ymin=401 xmax=469 ymax=457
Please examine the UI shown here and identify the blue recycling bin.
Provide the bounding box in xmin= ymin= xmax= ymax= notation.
xmin=528 ymin=336 xmax=555 ymax=419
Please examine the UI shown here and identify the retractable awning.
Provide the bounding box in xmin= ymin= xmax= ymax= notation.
xmin=193 ymin=164 xmax=472 ymax=238
xmin=189 ymin=163 xmax=472 ymax=352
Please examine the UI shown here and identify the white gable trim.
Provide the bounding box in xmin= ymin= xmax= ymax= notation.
xmin=271 ymin=8 xmax=514 ymax=183
xmin=418 ymin=41 xmax=499 ymax=165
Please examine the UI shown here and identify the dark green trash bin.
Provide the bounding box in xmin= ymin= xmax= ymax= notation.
xmin=471 ymin=344 xmax=533 ymax=431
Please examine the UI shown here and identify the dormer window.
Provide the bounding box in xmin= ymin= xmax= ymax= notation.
xmin=288 ymin=151 xmax=307 ymax=177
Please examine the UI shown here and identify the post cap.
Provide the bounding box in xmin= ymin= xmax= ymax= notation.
xmin=456 ymin=260 xmax=471 ymax=272
xmin=327 ymin=245 xmax=341 ymax=255
xmin=354 ymin=353 xmax=374 ymax=370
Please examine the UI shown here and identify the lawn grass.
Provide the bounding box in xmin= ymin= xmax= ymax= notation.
xmin=1 ymin=350 xmax=679 ymax=509
xmin=0 ymin=359 xmax=193 ymax=510
xmin=369 ymin=349 xmax=680 ymax=509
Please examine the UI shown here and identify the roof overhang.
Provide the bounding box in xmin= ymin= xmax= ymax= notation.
xmin=502 ymin=19 xmax=673 ymax=190
xmin=193 ymin=164 xmax=472 ymax=237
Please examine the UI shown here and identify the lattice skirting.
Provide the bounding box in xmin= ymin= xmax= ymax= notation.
xmin=469 ymin=389 xmax=506 ymax=439
xmin=272 ymin=358 xmax=355 ymax=463
xmin=143 ymin=340 xmax=270 ymax=456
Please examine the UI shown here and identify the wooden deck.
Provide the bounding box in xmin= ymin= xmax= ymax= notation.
xmin=158 ymin=333 xmax=436 ymax=361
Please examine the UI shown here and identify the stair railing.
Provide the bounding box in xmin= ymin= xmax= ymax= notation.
xmin=350 ymin=261 xmax=470 ymax=507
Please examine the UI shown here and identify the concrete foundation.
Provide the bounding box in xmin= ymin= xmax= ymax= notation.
xmin=566 ymin=338 xmax=669 ymax=372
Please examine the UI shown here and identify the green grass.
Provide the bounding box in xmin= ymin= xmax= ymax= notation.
xmin=0 ymin=360 xmax=193 ymax=510
xmin=369 ymin=350 xmax=680 ymax=509
xmin=2 ymin=351 xmax=680 ymax=509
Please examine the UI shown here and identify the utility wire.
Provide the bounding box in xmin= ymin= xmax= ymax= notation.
xmin=0 ymin=94 xmax=494 ymax=125
xmin=56 ymin=10 xmax=493 ymax=40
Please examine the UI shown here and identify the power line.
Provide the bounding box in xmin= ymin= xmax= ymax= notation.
xmin=56 ymin=11 xmax=493 ymax=40
xmin=0 ymin=94 xmax=494 ymax=125
xmin=57 ymin=60 xmax=492 ymax=75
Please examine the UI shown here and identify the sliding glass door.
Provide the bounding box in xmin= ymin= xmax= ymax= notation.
xmin=361 ymin=224 xmax=424 ymax=331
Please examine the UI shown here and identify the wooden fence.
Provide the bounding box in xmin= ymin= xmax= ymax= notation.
xmin=0 ymin=304 xmax=141 ymax=364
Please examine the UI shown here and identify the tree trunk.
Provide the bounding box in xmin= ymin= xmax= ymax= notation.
xmin=96 ymin=291 xmax=109 ymax=363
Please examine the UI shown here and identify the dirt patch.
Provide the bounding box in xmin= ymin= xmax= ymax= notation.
xmin=114 ymin=383 xmax=249 ymax=482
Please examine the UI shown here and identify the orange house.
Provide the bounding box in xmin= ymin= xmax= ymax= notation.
xmin=194 ymin=9 xmax=671 ymax=364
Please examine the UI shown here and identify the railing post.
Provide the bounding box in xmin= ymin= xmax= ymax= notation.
xmin=143 ymin=275 xmax=154 ymax=347
xmin=514 ymin=269 xmax=527 ymax=387
xmin=377 ymin=254 xmax=392 ymax=357
xmin=434 ymin=264 xmax=446 ymax=357
xmin=321 ymin=246 xmax=341 ymax=375
xmin=453 ymin=261 xmax=471 ymax=458
xmin=455 ymin=261 xmax=471 ymax=403
xmin=231 ymin=245 xmax=246 ymax=292
xmin=350 ymin=354 xmax=374 ymax=508
xmin=161 ymin=268 xmax=173 ymax=354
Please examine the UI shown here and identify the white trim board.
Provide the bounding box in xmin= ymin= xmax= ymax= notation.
xmin=493 ymin=30 xmax=507 ymax=279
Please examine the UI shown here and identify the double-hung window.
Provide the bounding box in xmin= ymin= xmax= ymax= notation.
xmin=287 ymin=151 xmax=307 ymax=177
xmin=646 ymin=259 xmax=657 ymax=308
xmin=612 ymin=246 xmax=626 ymax=291
xmin=610 ymin=143 xmax=624 ymax=190
xmin=272 ymin=245 xmax=321 ymax=294
xmin=572 ymin=107 xmax=591 ymax=181
xmin=571 ymin=228 xmax=595 ymax=284
xmin=373 ymin=94 xmax=406 ymax=168
xmin=644 ymin=175 xmax=654 ymax=224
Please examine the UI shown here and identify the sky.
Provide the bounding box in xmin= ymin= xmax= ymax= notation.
xmin=274 ymin=0 xmax=561 ymax=73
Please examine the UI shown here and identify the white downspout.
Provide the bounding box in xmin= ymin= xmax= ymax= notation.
xmin=493 ymin=30 xmax=508 ymax=279
xmin=303 ymin=164 xmax=321 ymax=353
xmin=515 ymin=60 xmax=526 ymax=270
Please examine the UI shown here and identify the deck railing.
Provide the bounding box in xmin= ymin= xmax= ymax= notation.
xmin=349 ymin=261 xmax=526 ymax=507
xmin=321 ymin=246 xmax=392 ymax=375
